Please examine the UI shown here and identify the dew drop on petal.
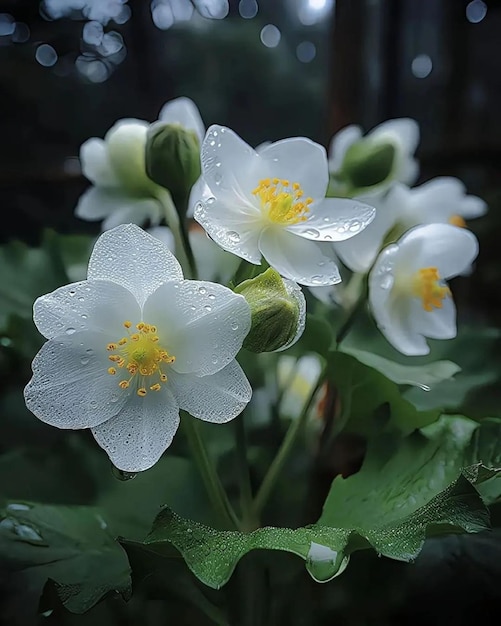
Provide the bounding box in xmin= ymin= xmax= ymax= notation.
xmin=65 ymin=327 xmax=76 ymax=335
xmin=227 ymin=231 xmax=241 ymax=243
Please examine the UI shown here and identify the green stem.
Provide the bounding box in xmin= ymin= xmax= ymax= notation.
xmin=235 ymin=414 xmax=258 ymax=531
xmin=158 ymin=189 xmax=197 ymax=279
xmin=253 ymin=364 xmax=328 ymax=516
xmin=335 ymin=273 xmax=368 ymax=347
xmin=182 ymin=414 xmax=239 ymax=529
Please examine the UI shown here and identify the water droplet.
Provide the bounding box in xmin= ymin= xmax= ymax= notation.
xmin=207 ymin=197 xmax=216 ymax=205
xmin=214 ymin=172 xmax=222 ymax=184
xmin=204 ymin=305 xmax=212 ymax=312
xmin=227 ymin=231 xmax=241 ymax=243
xmin=6 ymin=503 xmax=30 ymax=511
xmin=208 ymin=293 xmax=216 ymax=300
xmin=111 ymin=465 xmax=137 ymax=481
xmin=209 ymin=139 xmax=216 ymax=146
xmin=212 ymin=130 xmax=218 ymax=137
xmin=69 ymin=289 xmax=76 ymax=297
xmin=305 ymin=228 xmax=320 ymax=238
xmin=78 ymin=296 xmax=85 ymax=302
xmin=90 ymin=399 xmax=98 ymax=409
xmin=310 ymin=275 xmax=324 ymax=284
xmin=80 ymin=357 xmax=90 ymax=365
xmin=190 ymin=305 xmax=196 ymax=311
xmin=323 ymin=216 xmax=331 ymax=223
xmin=380 ymin=275 xmax=393 ymax=290
xmin=231 ymin=322 xmax=239 ymax=330
xmin=198 ymin=286 xmax=207 ymax=295
xmin=65 ymin=327 xmax=76 ymax=335
xmin=85 ymin=348 xmax=94 ymax=355
xmin=211 ymin=354 xmax=218 ymax=364
xmin=81 ymin=314 xmax=88 ymax=319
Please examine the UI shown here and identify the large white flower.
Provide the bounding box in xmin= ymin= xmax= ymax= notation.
xmin=335 ymin=178 xmax=487 ymax=273
xmin=193 ymin=125 xmax=376 ymax=287
xmin=329 ymin=118 xmax=420 ymax=192
xmin=369 ymin=223 xmax=479 ymax=356
xmin=76 ymin=97 xmax=205 ymax=230
xmin=24 ymin=224 xmax=252 ymax=472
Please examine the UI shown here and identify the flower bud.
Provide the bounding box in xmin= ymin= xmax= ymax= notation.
xmin=342 ymin=139 xmax=396 ymax=190
xmin=145 ymin=122 xmax=201 ymax=211
xmin=234 ymin=268 xmax=306 ymax=353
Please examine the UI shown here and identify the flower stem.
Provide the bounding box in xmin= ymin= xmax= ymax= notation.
xmin=252 ymin=364 xmax=328 ymax=516
xmin=158 ymin=190 xmax=198 ymax=279
xmin=235 ymin=414 xmax=259 ymax=531
xmin=182 ymin=413 xmax=239 ymax=529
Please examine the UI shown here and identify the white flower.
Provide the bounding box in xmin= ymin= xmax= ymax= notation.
xmin=329 ymin=118 xmax=420 ymax=191
xmin=276 ymin=354 xmax=323 ymax=419
xmin=369 ymin=223 xmax=479 ymax=356
xmin=147 ymin=224 xmax=241 ymax=285
xmin=194 ymin=125 xmax=376 ymax=287
xmin=159 ymin=96 xmax=205 ymax=144
xmin=335 ymin=178 xmax=486 ymax=273
xmin=24 ymin=224 xmax=252 ymax=472
xmin=76 ymin=97 xmax=205 ymax=230
xmin=76 ymin=119 xmax=166 ymax=230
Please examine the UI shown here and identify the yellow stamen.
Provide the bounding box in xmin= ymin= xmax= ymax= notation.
xmin=253 ymin=178 xmax=313 ymax=225
xmin=106 ymin=320 xmax=175 ymax=397
xmin=449 ymin=215 xmax=467 ymax=228
xmin=412 ymin=267 xmax=451 ymax=312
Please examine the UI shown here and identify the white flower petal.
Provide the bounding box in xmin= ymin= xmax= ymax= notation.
xmin=24 ymin=331 xmax=129 ymax=429
xmin=88 ymin=224 xmax=183 ymax=307
xmin=33 ymin=279 xmax=140 ymax=340
xmin=201 ymin=125 xmax=262 ymax=203
xmin=409 ymin=296 xmax=457 ymax=340
xmin=461 ymin=195 xmax=487 ymax=219
xmin=169 ymin=360 xmax=251 ymax=423
xmin=143 ymin=280 xmax=251 ymax=376
xmin=258 ymin=228 xmax=341 ymax=286
xmin=194 ymin=197 xmax=263 ymax=264
xmin=75 ymin=187 xmax=120 ymax=221
xmin=287 ymin=197 xmax=375 ymax=242
xmin=101 ymin=199 xmax=162 ymax=230
xmin=396 ymin=224 xmax=479 ymax=279
xmin=158 ymin=96 xmax=205 ymax=144
xmin=370 ymin=118 xmax=420 ymax=156
xmin=189 ymin=226 xmax=241 ymax=284
xmin=328 ymin=125 xmax=362 ymax=173
xmin=334 ymin=187 xmax=402 ymax=272
xmin=148 ymin=226 xmax=176 ymax=251
xmin=80 ymin=138 xmax=120 ymax=187
xmin=259 ymin=137 xmax=329 ymax=200
xmin=91 ymin=387 xmax=180 ymax=472
xmin=369 ymin=244 xmax=429 ymax=355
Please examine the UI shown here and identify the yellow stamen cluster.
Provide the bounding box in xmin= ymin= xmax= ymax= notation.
xmin=106 ymin=321 xmax=175 ymax=397
xmin=412 ymin=267 xmax=451 ymax=312
xmin=253 ymin=178 xmax=313 ymax=225
xmin=448 ymin=215 xmax=467 ymax=228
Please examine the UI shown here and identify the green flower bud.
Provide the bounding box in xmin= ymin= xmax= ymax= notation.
xmin=234 ymin=268 xmax=306 ymax=353
xmin=342 ymin=139 xmax=396 ymax=190
xmin=145 ymin=122 xmax=201 ymax=211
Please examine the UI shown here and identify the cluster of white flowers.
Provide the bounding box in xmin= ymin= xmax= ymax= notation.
xmin=327 ymin=118 xmax=485 ymax=355
xmin=23 ymin=98 xmax=486 ymax=471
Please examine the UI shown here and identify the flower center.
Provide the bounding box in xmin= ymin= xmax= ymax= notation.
xmin=411 ymin=267 xmax=451 ymax=312
xmin=106 ymin=321 xmax=175 ymax=397
xmin=252 ymin=178 xmax=313 ymax=225
xmin=448 ymin=215 xmax=466 ymax=228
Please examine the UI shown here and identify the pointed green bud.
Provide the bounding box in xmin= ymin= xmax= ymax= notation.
xmin=342 ymin=139 xmax=396 ymax=189
xmin=234 ymin=268 xmax=306 ymax=353
xmin=145 ymin=122 xmax=201 ymax=212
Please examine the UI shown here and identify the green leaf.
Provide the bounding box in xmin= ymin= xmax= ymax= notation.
xmin=341 ymin=347 xmax=460 ymax=389
xmin=0 ymin=230 xmax=94 ymax=329
xmin=142 ymin=417 xmax=488 ymax=590
xmin=327 ymin=351 xmax=439 ymax=435
xmin=464 ymin=417 xmax=501 ymax=504
xmin=0 ymin=502 xmax=131 ymax=620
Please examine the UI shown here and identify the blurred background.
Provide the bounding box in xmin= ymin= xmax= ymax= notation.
xmin=1 ymin=1 xmax=501 ymax=624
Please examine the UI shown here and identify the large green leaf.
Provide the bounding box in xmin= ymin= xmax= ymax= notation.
xmin=327 ymin=351 xmax=439 ymax=435
xmin=142 ymin=417 xmax=488 ymax=590
xmin=340 ymin=347 xmax=460 ymax=389
xmin=0 ymin=501 xmax=131 ymax=622
xmin=464 ymin=417 xmax=501 ymax=504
